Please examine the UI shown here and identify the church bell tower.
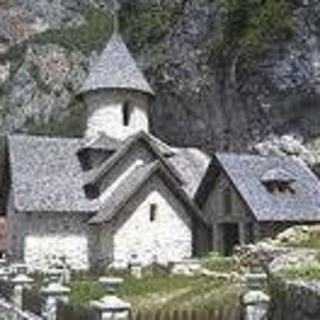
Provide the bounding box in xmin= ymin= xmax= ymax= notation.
xmin=78 ymin=1 xmax=155 ymax=141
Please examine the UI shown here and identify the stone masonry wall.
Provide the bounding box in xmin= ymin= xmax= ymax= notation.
xmin=84 ymin=89 xmax=150 ymax=141
xmin=7 ymin=197 xmax=98 ymax=271
xmin=269 ymin=277 xmax=320 ymax=320
xmin=103 ymin=174 xmax=193 ymax=267
xmin=23 ymin=212 xmax=94 ymax=271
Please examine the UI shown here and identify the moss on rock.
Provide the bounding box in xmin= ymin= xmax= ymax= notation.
xmin=214 ymin=0 xmax=295 ymax=63
xmin=30 ymin=7 xmax=113 ymax=56
xmin=120 ymin=3 xmax=184 ymax=51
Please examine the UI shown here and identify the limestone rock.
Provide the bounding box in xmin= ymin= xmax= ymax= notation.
xmin=254 ymin=135 xmax=318 ymax=165
xmin=269 ymin=250 xmax=319 ymax=273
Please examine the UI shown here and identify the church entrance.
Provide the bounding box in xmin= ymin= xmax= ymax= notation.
xmin=221 ymin=223 xmax=239 ymax=256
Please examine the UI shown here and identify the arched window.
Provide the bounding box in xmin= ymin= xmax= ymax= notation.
xmin=150 ymin=203 xmax=157 ymax=222
xmin=122 ymin=101 xmax=131 ymax=126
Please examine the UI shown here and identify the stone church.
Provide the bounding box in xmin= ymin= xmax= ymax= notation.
xmin=2 ymin=11 xmax=320 ymax=271
xmin=4 ymin=30 xmax=211 ymax=271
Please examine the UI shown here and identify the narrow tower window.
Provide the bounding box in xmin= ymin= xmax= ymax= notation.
xmin=122 ymin=101 xmax=131 ymax=126
xmin=224 ymin=188 xmax=232 ymax=215
xmin=150 ymin=203 xmax=157 ymax=222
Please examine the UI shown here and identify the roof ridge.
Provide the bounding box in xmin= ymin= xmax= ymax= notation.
xmin=85 ymin=131 xmax=184 ymax=186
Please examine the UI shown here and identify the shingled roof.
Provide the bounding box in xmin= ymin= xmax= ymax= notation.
xmin=197 ymin=153 xmax=320 ymax=222
xmin=169 ymin=148 xmax=210 ymax=197
xmin=89 ymin=161 xmax=205 ymax=225
xmin=8 ymin=135 xmax=99 ymax=213
xmin=79 ymin=34 xmax=154 ymax=96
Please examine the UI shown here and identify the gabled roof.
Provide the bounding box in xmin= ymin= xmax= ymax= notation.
xmin=79 ymin=34 xmax=154 ymax=96
xmin=85 ymin=131 xmax=183 ymax=186
xmin=197 ymin=153 xmax=320 ymax=222
xmin=89 ymin=161 xmax=205 ymax=225
xmin=8 ymin=135 xmax=99 ymax=213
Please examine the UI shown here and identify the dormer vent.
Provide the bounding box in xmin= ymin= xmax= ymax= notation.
xmin=261 ymin=168 xmax=296 ymax=195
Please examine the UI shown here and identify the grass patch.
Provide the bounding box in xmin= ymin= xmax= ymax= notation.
xmin=70 ymin=280 xmax=105 ymax=306
xmin=203 ymin=252 xmax=236 ymax=273
xmin=288 ymin=235 xmax=320 ymax=250
xmin=277 ymin=263 xmax=320 ymax=281
xmin=278 ymin=227 xmax=320 ymax=250
xmin=286 ymin=237 xmax=320 ymax=249
xmin=68 ymin=271 xmax=242 ymax=311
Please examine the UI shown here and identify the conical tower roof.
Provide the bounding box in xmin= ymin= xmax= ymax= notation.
xmin=79 ymin=33 xmax=154 ymax=96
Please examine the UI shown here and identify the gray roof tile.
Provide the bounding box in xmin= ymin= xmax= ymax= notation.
xmin=169 ymin=148 xmax=210 ymax=198
xmin=8 ymin=135 xmax=99 ymax=213
xmin=211 ymin=153 xmax=320 ymax=222
xmin=79 ymin=34 xmax=154 ymax=96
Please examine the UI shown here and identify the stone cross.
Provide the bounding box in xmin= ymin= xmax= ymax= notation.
xmin=0 ymin=265 xmax=10 ymax=282
xmin=0 ymin=254 xmax=7 ymax=268
xmin=11 ymin=273 xmax=34 ymax=309
xmin=91 ymin=295 xmax=131 ymax=320
xmin=40 ymin=281 xmax=70 ymax=320
xmin=242 ymin=267 xmax=270 ymax=320
xmin=130 ymin=255 xmax=142 ymax=279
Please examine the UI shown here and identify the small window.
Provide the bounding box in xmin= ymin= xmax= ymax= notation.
xmin=78 ymin=150 xmax=92 ymax=171
xmin=122 ymin=101 xmax=131 ymax=126
xmin=84 ymin=184 xmax=99 ymax=199
xmin=224 ymin=188 xmax=232 ymax=215
xmin=247 ymin=223 xmax=255 ymax=244
xmin=150 ymin=204 xmax=157 ymax=222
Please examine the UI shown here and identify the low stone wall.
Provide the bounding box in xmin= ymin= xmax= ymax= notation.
xmin=269 ymin=277 xmax=320 ymax=320
xmin=0 ymin=298 xmax=42 ymax=320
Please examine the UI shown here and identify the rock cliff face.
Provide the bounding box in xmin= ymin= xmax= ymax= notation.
xmin=1 ymin=0 xmax=320 ymax=162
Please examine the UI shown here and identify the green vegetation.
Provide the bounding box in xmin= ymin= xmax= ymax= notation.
xmin=215 ymin=0 xmax=295 ymax=64
xmin=279 ymin=228 xmax=320 ymax=249
xmin=120 ymin=3 xmax=183 ymax=51
xmin=276 ymin=263 xmax=320 ymax=281
xmin=285 ymin=236 xmax=320 ymax=249
xmin=70 ymin=280 xmax=105 ymax=306
xmin=203 ymin=252 xmax=236 ymax=273
xmin=68 ymin=272 xmax=241 ymax=312
xmin=25 ymin=99 xmax=86 ymax=137
xmin=31 ymin=7 xmax=112 ymax=55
